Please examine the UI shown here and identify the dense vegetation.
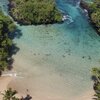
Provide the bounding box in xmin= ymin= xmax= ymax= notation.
xmin=89 ymin=0 xmax=100 ymax=33
xmin=9 ymin=0 xmax=62 ymax=25
xmin=2 ymin=88 xmax=19 ymax=100
xmin=80 ymin=0 xmax=100 ymax=34
xmin=2 ymin=88 xmax=32 ymax=100
xmin=0 ymin=11 xmax=15 ymax=74
xmin=92 ymin=68 xmax=100 ymax=100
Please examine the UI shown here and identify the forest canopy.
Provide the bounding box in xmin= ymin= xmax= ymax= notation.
xmin=89 ymin=0 xmax=100 ymax=33
xmin=9 ymin=0 xmax=62 ymax=25
xmin=0 ymin=11 xmax=15 ymax=73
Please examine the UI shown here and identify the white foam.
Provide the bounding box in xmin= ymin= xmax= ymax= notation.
xmin=2 ymin=73 xmax=24 ymax=78
xmin=64 ymin=15 xmax=74 ymax=24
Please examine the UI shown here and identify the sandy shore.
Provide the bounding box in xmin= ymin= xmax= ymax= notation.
xmin=8 ymin=80 xmax=94 ymax=100
xmin=72 ymin=90 xmax=94 ymax=100
xmin=0 ymin=76 xmax=12 ymax=99
xmin=0 ymin=75 xmax=94 ymax=100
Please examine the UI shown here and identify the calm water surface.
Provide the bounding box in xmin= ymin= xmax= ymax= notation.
xmin=0 ymin=0 xmax=99 ymax=100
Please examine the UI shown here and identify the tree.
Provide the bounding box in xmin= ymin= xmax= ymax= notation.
xmin=0 ymin=11 xmax=16 ymax=73
xmin=92 ymin=68 xmax=100 ymax=83
xmin=9 ymin=0 xmax=62 ymax=25
xmin=2 ymin=88 xmax=19 ymax=100
xmin=2 ymin=88 xmax=32 ymax=100
xmin=89 ymin=0 xmax=100 ymax=33
xmin=92 ymin=68 xmax=100 ymax=100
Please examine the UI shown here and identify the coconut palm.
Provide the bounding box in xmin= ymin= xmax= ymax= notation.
xmin=2 ymin=88 xmax=19 ymax=100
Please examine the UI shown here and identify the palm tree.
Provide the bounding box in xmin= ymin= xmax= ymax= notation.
xmin=2 ymin=88 xmax=19 ymax=100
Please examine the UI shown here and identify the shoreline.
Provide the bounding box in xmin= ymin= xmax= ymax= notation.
xmin=0 ymin=76 xmax=12 ymax=99
xmin=6 ymin=78 xmax=95 ymax=100
xmin=0 ymin=1 xmax=97 ymax=100
xmin=80 ymin=0 xmax=100 ymax=35
xmin=72 ymin=90 xmax=94 ymax=100
xmin=0 ymin=74 xmax=94 ymax=100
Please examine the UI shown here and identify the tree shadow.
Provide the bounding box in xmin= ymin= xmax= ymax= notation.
xmin=9 ymin=28 xmax=23 ymax=39
xmin=91 ymin=75 xmax=100 ymax=100
xmin=7 ymin=27 xmax=22 ymax=70
xmin=91 ymin=76 xmax=97 ymax=83
xmin=21 ymin=94 xmax=32 ymax=100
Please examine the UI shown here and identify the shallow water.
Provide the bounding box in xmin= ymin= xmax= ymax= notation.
xmin=0 ymin=0 xmax=100 ymax=99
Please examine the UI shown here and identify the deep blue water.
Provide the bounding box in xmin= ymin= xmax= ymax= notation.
xmin=0 ymin=0 xmax=100 ymax=100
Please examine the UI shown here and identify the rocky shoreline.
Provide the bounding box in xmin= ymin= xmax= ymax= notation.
xmin=80 ymin=0 xmax=100 ymax=35
xmin=80 ymin=0 xmax=90 ymax=11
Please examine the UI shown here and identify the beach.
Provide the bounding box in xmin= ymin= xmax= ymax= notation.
xmin=0 ymin=75 xmax=94 ymax=100
xmin=0 ymin=0 xmax=99 ymax=100
xmin=0 ymin=73 xmax=94 ymax=100
xmin=0 ymin=76 xmax=12 ymax=99
xmin=7 ymin=48 xmax=95 ymax=100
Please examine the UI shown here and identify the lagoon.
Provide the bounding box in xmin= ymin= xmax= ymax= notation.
xmin=0 ymin=0 xmax=100 ymax=99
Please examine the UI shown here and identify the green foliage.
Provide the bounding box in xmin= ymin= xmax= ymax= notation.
xmin=89 ymin=0 xmax=100 ymax=33
xmin=92 ymin=68 xmax=100 ymax=100
xmin=9 ymin=0 xmax=62 ymax=25
xmin=2 ymin=88 xmax=19 ymax=100
xmin=0 ymin=11 xmax=15 ymax=72
xmin=2 ymin=88 xmax=32 ymax=100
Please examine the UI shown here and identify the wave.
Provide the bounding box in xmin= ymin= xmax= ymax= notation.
xmin=2 ymin=73 xmax=24 ymax=78
xmin=64 ymin=15 xmax=74 ymax=24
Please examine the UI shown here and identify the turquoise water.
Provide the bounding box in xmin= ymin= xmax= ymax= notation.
xmin=0 ymin=0 xmax=100 ymax=99
xmin=0 ymin=0 xmax=9 ymax=14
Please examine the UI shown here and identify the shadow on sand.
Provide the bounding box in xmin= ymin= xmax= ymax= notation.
xmin=21 ymin=94 xmax=32 ymax=100
xmin=7 ymin=27 xmax=22 ymax=70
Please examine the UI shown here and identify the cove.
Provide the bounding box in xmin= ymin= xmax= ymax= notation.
xmin=0 ymin=0 xmax=100 ymax=100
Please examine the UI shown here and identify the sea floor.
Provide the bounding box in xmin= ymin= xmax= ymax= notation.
xmin=0 ymin=0 xmax=99 ymax=100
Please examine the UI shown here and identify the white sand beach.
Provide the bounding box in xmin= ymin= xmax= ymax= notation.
xmin=0 ymin=0 xmax=99 ymax=100
xmin=0 ymin=76 xmax=12 ymax=99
